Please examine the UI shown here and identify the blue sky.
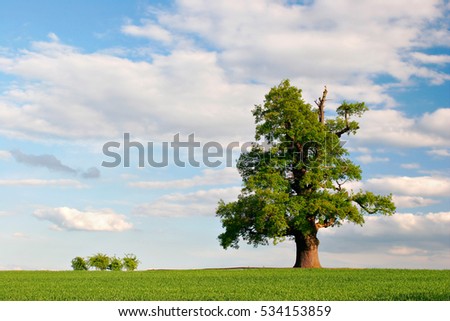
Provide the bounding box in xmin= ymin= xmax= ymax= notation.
xmin=0 ymin=0 xmax=449 ymax=270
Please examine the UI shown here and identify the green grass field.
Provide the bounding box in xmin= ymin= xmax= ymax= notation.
xmin=0 ymin=269 xmax=448 ymax=301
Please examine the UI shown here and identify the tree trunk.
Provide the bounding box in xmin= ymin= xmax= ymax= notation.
xmin=293 ymin=232 xmax=321 ymax=268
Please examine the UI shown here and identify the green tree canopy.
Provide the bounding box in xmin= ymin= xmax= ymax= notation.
xmin=71 ymin=256 xmax=88 ymax=271
xmin=122 ymin=254 xmax=140 ymax=271
xmin=88 ymin=253 xmax=110 ymax=271
xmin=108 ymin=256 xmax=124 ymax=271
xmin=216 ymin=80 xmax=395 ymax=268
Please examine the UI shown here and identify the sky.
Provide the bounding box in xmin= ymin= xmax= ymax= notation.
xmin=0 ymin=0 xmax=449 ymax=270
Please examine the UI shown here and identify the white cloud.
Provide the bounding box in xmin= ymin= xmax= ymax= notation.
xmin=365 ymin=176 xmax=450 ymax=197
xmin=47 ymin=32 xmax=59 ymax=42
xmin=427 ymin=148 xmax=450 ymax=157
xmin=355 ymin=109 xmax=450 ymax=148
xmin=400 ymin=163 xmax=420 ymax=169
xmin=388 ymin=246 xmax=428 ymax=256
xmin=157 ymin=0 xmax=448 ymax=91
xmin=355 ymin=154 xmax=389 ymax=164
xmin=347 ymin=147 xmax=371 ymax=154
xmin=392 ymin=195 xmax=439 ymax=208
xmin=0 ymin=42 xmax=260 ymax=142
xmin=412 ymin=52 xmax=450 ymax=65
xmin=120 ymin=173 xmax=139 ymax=180
xmin=0 ymin=150 xmax=11 ymax=159
xmin=12 ymin=232 xmax=28 ymax=239
xmin=343 ymin=175 xmax=450 ymax=205
xmin=320 ymin=249 xmax=449 ymax=269
xmin=33 ymin=207 xmax=133 ymax=232
xmin=0 ymin=0 xmax=448 ymax=144
xmin=121 ymin=20 xmax=173 ymax=43
xmin=322 ymin=212 xmax=450 ymax=238
xmin=319 ymin=212 xmax=450 ymax=268
xmin=133 ymin=186 xmax=240 ymax=217
xmin=419 ymin=108 xmax=450 ymax=140
xmin=129 ymin=167 xmax=241 ymax=189
xmin=341 ymin=180 xmax=364 ymax=192
xmin=0 ymin=179 xmax=86 ymax=188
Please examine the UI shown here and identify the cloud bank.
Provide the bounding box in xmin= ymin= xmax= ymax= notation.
xmin=34 ymin=207 xmax=133 ymax=232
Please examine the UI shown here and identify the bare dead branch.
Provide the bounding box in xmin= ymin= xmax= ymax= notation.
xmin=316 ymin=86 xmax=327 ymax=124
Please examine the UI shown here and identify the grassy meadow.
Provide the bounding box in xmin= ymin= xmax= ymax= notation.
xmin=0 ymin=268 xmax=448 ymax=301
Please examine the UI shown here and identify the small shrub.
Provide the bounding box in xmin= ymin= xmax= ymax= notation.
xmin=123 ymin=253 xmax=140 ymax=271
xmin=88 ymin=253 xmax=110 ymax=271
xmin=108 ymin=256 xmax=124 ymax=271
xmin=71 ymin=256 xmax=88 ymax=271
xmin=71 ymin=253 xmax=140 ymax=271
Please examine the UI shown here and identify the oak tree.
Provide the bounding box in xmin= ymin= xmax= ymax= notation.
xmin=216 ymin=80 xmax=395 ymax=268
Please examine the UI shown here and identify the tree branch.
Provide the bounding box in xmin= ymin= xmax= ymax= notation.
xmin=315 ymin=86 xmax=327 ymax=124
xmin=353 ymin=199 xmax=378 ymax=214
xmin=334 ymin=110 xmax=352 ymax=137
xmin=316 ymin=218 xmax=335 ymax=229
xmin=335 ymin=178 xmax=348 ymax=191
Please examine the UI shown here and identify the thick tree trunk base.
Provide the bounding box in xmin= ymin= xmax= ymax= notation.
xmin=293 ymin=232 xmax=321 ymax=268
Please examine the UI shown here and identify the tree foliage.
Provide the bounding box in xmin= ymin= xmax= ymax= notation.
xmin=123 ymin=254 xmax=140 ymax=271
xmin=71 ymin=256 xmax=88 ymax=271
xmin=108 ymin=256 xmax=124 ymax=271
xmin=216 ymin=80 xmax=396 ymax=267
xmin=71 ymin=253 xmax=140 ymax=271
xmin=88 ymin=253 xmax=110 ymax=271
